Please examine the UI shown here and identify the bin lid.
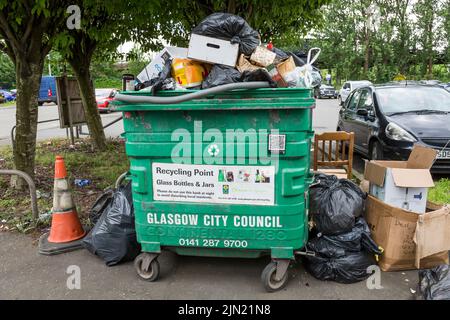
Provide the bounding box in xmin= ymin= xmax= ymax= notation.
xmin=111 ymin=87 xmax=315 ymax=111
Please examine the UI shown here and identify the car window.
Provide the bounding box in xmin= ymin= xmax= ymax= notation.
xmin=347 ymin=90 xmax=361 ymax=111
xmin=357 ymin=89 xmax=373 ymax=110
xmin=343 ymin=83 xmax=350 ymax=89
xmin=376 ymin=86 xmax=450 ymax=114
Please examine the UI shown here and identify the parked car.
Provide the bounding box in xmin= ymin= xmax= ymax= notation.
xmin=315 ymin=84 xmax=338 ymax=99
xmin=337 ymin=83 xmax=450 ymax=173
xmin=338 ymin=80 xmax=372 ymax=105
xmin=95 ymin=88 xmax=117 ymax=113
xmin=38 ymin=76 xmax=57 ymax=106
xmin=0 ymin=89 xmax=16 ymax=102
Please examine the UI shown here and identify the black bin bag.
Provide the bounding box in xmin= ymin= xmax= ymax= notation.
xmin=304 ymin=251 xmax=376 ymax=284
xmin=192 ymin=13 xmax=260 ymax=56
xmin=304 ymin=217 xmax=382 ymax=284
xmin=83 ymin=182 xmax=141 ymax=266
xmin=419 ymin=265 xmax=450 ymax=300
xmin=310 ymin=174 xmax=366 ymax=235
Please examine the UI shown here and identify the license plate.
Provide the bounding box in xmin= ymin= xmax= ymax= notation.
xmin=437 ymin=150 xmax=450 ymax=159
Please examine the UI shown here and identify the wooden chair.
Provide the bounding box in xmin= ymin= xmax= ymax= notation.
xmin=313 ymin=131 xmax=355 ymax=179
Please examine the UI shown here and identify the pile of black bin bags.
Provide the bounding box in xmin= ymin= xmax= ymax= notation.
xmin=304 ymin=173 xmax=383 ymax=284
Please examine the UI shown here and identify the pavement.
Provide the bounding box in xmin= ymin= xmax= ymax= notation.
xmin=0 ymin=232 xmax=418 ymax=300
xmin=0 ymin=98 xmax=418 ymax=300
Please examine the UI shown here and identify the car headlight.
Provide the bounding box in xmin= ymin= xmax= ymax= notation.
xmin=385 ymin=122 xmax=417 ymax=142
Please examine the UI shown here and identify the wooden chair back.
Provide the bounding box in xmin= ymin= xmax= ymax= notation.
xmin=313 ymin=131 xmax=355 ymax=179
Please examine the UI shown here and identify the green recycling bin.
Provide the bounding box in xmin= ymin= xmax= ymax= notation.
xmin=113 ymin=87 xmax=315 ymax=292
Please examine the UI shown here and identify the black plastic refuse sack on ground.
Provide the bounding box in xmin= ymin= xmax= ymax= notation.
xmin=306 ymin=218 xmax=381 ymax=258
xmin=310 ymin=173 xmax=366 ymax=235
xmin=419 ymin=264 xmax=450 ymax=300
xmin=192 ymin=13 xmax=260 ymax=56
xmin=83 ymin=182 xmax=141 ymax=266
xmin=304 ymin=218 xmax=381 ymax=284
xmin=304 ymin=251 xmax=376 ymax=284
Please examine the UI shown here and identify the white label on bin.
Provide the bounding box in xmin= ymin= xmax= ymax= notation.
xmin=152 ymin=163 xmax=275 ymax=206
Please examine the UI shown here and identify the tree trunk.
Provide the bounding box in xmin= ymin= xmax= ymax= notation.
xmin=69 ymin=58 xmax=107 ymax=151
xmin=12 ymin=60 xmax=43 ymax=188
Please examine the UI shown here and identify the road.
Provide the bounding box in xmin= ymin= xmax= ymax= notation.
xmin=0 ymin=103 xmax=124 ymax=146
xmin=0 ymin=98 xmax=419 ymax=300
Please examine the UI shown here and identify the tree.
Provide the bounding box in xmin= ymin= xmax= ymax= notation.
xmin=158 ymin=0 xmax=332 ymax=47
xmin=0 ymin=0 xmax=69 ymax=187
xmin=55 ymin=0 xmax=164 ymax=150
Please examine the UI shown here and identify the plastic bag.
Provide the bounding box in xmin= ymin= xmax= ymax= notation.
xmin=136 ymin=57 xmax=173 ymax=94
xmin=304 ymin=251 xmax=376 ymax=284
xmin=283 ymin=48 xmax=322 ymax=88
xmin=192 ymin=13 xmax=260 ymax=56
xmin=419 ymin=265 xmax=450 ymax=300
xmin=202 ymin=64 xmax=276 ymax=89
xmin=82 ymin=182 xmax=141 ymax=266
xmin=310 ymin=173 xmax=366 ymax=235
xmin=306 ymin=218 xmax=382 ymax=259
xmin=89 ymin=188 xmax=114 ymax=225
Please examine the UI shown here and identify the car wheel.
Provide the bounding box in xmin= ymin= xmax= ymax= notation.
xmin=370 ymin=141 xmax=384 ymax=160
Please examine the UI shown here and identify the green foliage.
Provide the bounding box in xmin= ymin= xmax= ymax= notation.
xmin=428 ymin=178 xmax=450 ymax=205
xmin=295 ymin=0 xmax=450 ymax=86
xmin=0 ymin=52 xmax=15 ymax=87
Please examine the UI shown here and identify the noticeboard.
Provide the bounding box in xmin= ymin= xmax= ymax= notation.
xmin=56 ymin=76 xmax=87 ymax=129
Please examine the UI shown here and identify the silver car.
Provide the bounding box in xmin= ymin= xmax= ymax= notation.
xmin=338 ymin=80 xmax=372 ymax=105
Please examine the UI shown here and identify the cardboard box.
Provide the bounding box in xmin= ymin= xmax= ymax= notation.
xmin=365 ymin=195 xmax=450 ymax=271
xmin=364 ymin=145 xmax=437 ymax=213
xmin=267 ymin=57 xmax=296 ymax=88
xmin=137 ymin=47 xmax=188 ymax=83
xmin=249 ymin=46 xmax=277 ymax=67
xmin=236 ymin=54 xmax=261 ymax=73
xmin=188 ymin=34 xmax=239 ymax=67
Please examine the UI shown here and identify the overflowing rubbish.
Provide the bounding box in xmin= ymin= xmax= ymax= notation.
xmin=309 ymin=173 xmax=366 ymax=236
xmin=366 ymin=195 xmax=450 ymax=271
xmin=419 ymin=265 xmax=450 ymax=300
xmin=363 ymin=144 xmax=450 ymax=271
xmin=132 ymin=13 xmax=322 ymax=93
xmin=304 ymin=217 xmax=382 ymax=283
xmin=191 ymin=12 xmax=260 ymax=56
xmin=82 ymin=182 xmax=141 ymax=266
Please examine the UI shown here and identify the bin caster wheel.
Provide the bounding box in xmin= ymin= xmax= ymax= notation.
xmin=261 ymin=261 xmax=289 ymax=292
xmin=134 ymin=253 xmax=160 ymax=282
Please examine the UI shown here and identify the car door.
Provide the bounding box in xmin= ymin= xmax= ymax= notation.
xmin=340 ymin=89 xmax=362 ymax=135
xmin=353 ymin=88 xmax=375 ymax=153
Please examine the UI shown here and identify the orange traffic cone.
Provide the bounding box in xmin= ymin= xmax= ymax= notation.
xmin=39 ymin=155 xmax=86 ymax=255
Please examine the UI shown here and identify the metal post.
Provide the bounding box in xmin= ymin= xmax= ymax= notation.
xmin=63 ymin=70 xmax=75 ymax=145
xmin=0 ymin=170 xmax=39 ymax=221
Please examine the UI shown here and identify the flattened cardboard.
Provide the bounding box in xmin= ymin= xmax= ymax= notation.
xmin=390 ymin=168 xmax=435 ymax=188
xmin=407 ymin=145 xmax=437 ymax=169
xmin=365 ymin=195 xmax=450 ymax=271
xmin=414 ymin=205 xmax=450 ymax=267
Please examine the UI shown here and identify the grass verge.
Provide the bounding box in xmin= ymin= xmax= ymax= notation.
xmin=0 ymin=138 xmax=129 ymax=235
xmin=428 ymin=178 xmax=450 ymax=205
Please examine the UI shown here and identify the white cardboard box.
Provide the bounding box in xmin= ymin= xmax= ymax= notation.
xmin=137 ymin=47 xmax=188 ymax=83
xmin=364 ymin=145 xmax=437 ymax=213
xmin=187 ymin=34 xmax=239 ymax=67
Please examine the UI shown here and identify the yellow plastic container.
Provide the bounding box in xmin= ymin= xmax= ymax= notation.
xmin=171 ymin=58 xmax=207 ymax=88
